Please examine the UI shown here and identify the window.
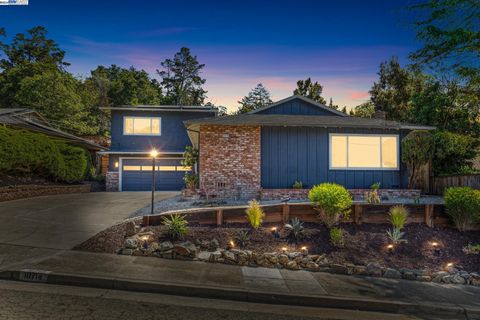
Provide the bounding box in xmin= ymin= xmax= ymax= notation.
xmin=124 ymin=117 xmax=161 ymax=135
xmin=330 ymin=134 xmax=399 ymax=170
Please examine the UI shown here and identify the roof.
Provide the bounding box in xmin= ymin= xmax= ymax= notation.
xmin=184 ymin=114 xmax=436 ymax=131
xmin=248 ymin=95 xmax=348 ymax=117
xmin=100 ymin=105 xmax=218 ymax=113
xmin=0 ymin=108 xmax=105 ymax=151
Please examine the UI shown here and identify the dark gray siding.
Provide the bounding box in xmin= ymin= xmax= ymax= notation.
xmin=256 ymin=99 xmax=340 ymax=116
xmin=110 ymin=109 xmax=215 ymax=152
xmin=261 ymin=126 xmax=409 ymax=189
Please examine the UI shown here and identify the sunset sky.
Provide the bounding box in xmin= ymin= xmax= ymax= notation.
xmin=0 ymin=0 xmax=420 ymax=112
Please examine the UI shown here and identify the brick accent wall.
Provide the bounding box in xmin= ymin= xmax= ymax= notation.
xmin=106 ymin=171 xmax=119 ymax=191
xmin=199 ymin=125 xmax=261 ymax=200
xmin=260 ymin=188 xmax=422 ymax=201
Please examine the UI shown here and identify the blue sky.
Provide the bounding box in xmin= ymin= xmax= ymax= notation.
xmin=0 ymin=0 xmax=419 ymax=111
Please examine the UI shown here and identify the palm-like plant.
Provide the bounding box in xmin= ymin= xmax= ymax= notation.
xmin=162 ymin=214 xmax=189 ymax=240
xmin=386 ymin=228 xmax=407 ymax=244
xmin=284 ymin=218 xmax=304 ymax=242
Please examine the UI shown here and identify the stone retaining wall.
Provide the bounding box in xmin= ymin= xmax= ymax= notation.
xmin=0 ymin=184 xmax=91 ymax=202
xmin=106 ymin=171 xmax=119 ymax=191
xmin=260 ymin=188 xmax=422 ymax=201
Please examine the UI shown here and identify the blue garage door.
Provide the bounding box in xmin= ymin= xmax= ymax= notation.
xmin=121 ymin=158 xmax=188 ymax=191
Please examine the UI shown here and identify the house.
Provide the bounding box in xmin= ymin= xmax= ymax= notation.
xmin=184 ymin=95 xmax=435 ymax=200
xmin=100 ymin=105 xmax=217 ymax=191
xmin=0 ymin=108 xmax=105 ymax=152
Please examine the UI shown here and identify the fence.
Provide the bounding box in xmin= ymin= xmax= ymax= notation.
xmin=430 ymin=174 xmax=480 ymax=195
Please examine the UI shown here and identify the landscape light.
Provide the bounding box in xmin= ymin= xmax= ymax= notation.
xmin=271 ymin=227 xmax=280 ymax=238
xmin=281 ymin=247 xmax=287 ymax=253
xmin=446 ymin=262 xmax=454 ymax=268
xmin=229 ymin=240 xmax=235 ymax=248
xmin=431 ymin=241 xmax=439 ymax=247
xmin=387 ymin=244 xmax=394 ymax=252
xmin=301 ymin=246 xmax=308 ymax=255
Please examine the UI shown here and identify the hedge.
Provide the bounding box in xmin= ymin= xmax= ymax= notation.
xmin=0 ymin=125 xmax=88 ymax=183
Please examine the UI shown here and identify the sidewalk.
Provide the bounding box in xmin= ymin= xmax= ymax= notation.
xmin=1 ymin=246 xmax=479 ymax=320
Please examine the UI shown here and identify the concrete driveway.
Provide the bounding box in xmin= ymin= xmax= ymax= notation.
xmin=0 ymin=192 xmax=177 ymax=250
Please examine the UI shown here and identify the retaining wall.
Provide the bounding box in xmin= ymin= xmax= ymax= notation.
xmin=0 ymin=184 xmax=91 ymax=202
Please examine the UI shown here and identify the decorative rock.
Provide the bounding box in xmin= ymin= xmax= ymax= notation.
xmin=125 ymin=221 xmax=136 ymax=237
xmin=354 ymin=265 xmax=367 ymax=275
xmin=209 ymin=239 xmax=220 ymax=251
xmin=286 ymin=260 xmax=300 ymax=270
xmin=446 ymin=274 xmax=466 ymax=285
xmin=132 ymin=249 xmax=144 ymax=256
xmin=384 ymin=268 xmax=402 ymax=279
xmin=345 ymin=263 xmax=355 ymax=275
xmin=330 ymin=264 xmax=348 ymax=275
xmin=198 ymin=251 xmax=212 ymax=261
xmin=403 ymin=271 xmax=416 ymax=280
xmin=287 ymin=252 xmax=302 ymax=259
xmin=173 ymin=241 xmax=197 ymax=258
xmin=209 ymin=250 xmax=222 ymax=262
xmin=432 ymin=271 xmax=449 ymax=283
xmin=124 ymin=238 xmax=138 ymax=249
xmin=417 ymin=275 xmax=431 ymax=282
xmin=469 ymin=273 xmax=480 ymax=286
xmin=158 ymin=241 xmax=174 ymax=252
xmin=120 ymin=248 xmax=133 ymax=255
xmin=366 ymin=263 xmax=383 ymax=277
xmin=263 ymin=253 xmax=279 ymax=265
xmin=305 ymin=261 xmax=319 ymax=271
xmin=278 ymin=254 xmax=289 ymax=266
xmin=223 ymin=251 xmax=237 ymax=263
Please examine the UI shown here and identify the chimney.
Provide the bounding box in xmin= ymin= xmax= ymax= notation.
xmin=373 ymin=110 xmax=386 ymax=120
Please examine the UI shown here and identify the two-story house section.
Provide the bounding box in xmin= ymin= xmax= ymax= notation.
xmin=99 ymin=105 xmax=217 ymax=191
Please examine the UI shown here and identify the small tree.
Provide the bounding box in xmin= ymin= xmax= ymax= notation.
xmin=182 ymin=146 xmax=199 ymax=189
xmin=309 ymin=183 xmax=352 ymax=228
xmin=401 ymin=130 xmax=434 ymax=189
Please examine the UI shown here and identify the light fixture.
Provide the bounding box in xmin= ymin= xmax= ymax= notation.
xmin=431 ymin=241 xmax=439 ymax=247
xmin=446 ymin=262 xmax=454 ymax=268
xmin=301 ymin=246 xmax=308 ymax=255
xmin=281 ymin=247 xmax=287 ymax=253
xmin=150 ymin=149 xmax=159 ymax=158
xmin=271 ymin=227 xmax=280 ymax=238
xmin=114 ymin=161 xmax=119 ymax=168
xmin=387 ymin=244 xmax=394 ymax=252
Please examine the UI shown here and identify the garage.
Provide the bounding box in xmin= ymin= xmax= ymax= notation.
xmin=120 ymin=158 xmax=188 ymax=191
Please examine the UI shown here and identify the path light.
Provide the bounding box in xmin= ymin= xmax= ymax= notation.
xmin=141 ymin=236 xmax=149 ymax=249
xmin=281 ymin=247 xmax=288 ymax=253
xmin=387 ymin=244 xmax=394 ymax=252
xmin=150 ymin=149 xmax=158 ymax=215
xmin=446 ymin=262 xmax=454 ymax=268
xmin=431 ymin=241 xmax=439 ymax=247
xmin=228 ymin=240 xmax=235 ymax=249
xmin=301 ymin=246 xmax=308 ymax=256
xmin=271 ymin=227 xmax=280 ymax=238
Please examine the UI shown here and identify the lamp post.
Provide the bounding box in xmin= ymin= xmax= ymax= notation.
xmin=150 ymin=149 xmax=158 ymax=215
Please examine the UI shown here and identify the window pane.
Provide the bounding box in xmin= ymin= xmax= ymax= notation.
xmin=141 ymin=166 xmax=153 ymax=171
xmin=331 ymin=136 xmax=347 ymax=168
xmin=382 ymin=137 xmax=398 ymax=168
xmin=151 ymin=118 xmax=160 ymax=134
xmin=125 ymin=118 xmax=134 ymax=134
xmin=177 ymin=166 xmax=192 ymax=171
xmin=123 ymin=166 xmax=141 ymax=171
xmin=348 ymin=136 xmax=381 ymax=168
xmin=158 ymin=166 xmax=177 ymax=171
xmin=134 ymin=118 xmax=152 ymax=134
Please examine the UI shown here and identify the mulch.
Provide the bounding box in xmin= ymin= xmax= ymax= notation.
xmin=75 ymin=221 xmax=480 ymax=272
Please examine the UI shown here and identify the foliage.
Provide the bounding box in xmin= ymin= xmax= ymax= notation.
xmin=462 ymin=244 xmax=480 ymax=255
xmin=183 ymin=172 xmax=198 ymax=190
xmin=352 ymin=101 xmax=375 ymax=118
xmin=236 ymin=83 xmax=272 ymax=114
xmin=162 ymin=214 xmax=189 ymax=240
xmin=386 ymin=228 xmax=408 ymax=244
xmin=0 ymin=126 xmax=87 ymax=183
xmin=365 ymin=190 xmax=380 ymax=204
xmin=444 ymin=187 xmax=480 ymax=232
xmin=401 ymin=130 xmax=434 ymax=189
xmin=388 ymin=205 xmax=409 ymax=230
xmin=284 ymin=217 xmax=304 ymax=242
xmin=245 ymin=200 xmax=264 ymax=229
xmin=292 ymin=181 xmax=303 ymax=189
xmin=235 ymin=230 xmax=250 ymax=249
xmin=329 ymin=227 xmax=344 ymax=247
xmin=308 ymin=183 xmax=352 ymax=228
xmin=157 ymin=47 xmax=207 ymax=105
xmin=293 ymin=78 xmax=327 ymax=105
xmin=182 ymin=146 xmax=199 ymax=189
xmin=431 ymin=130 xmax=479 ymax=175
xmin=328 ymin=97 xmax=339 ymax=110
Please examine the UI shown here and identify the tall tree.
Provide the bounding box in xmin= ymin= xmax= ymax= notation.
xmin=409 ymin=0 xmax=480 ymax=77
xmin=369 ymin=57 xmax=427 ymax=121
xmin=328 ymin=97 xmax=339 ymax=110
xmin=236 ymin=83 xmax=272 ymax=114
xmin=157 ymin=47 xmax=207 ymax=105
xmin=293 ymin=78 xmax=327 ymax=104
xmin=352 ymin=101 xmax=375 ymax=118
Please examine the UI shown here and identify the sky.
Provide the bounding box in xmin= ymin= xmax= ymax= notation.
xmin=0 ymin=0 xmax=420 ymax=112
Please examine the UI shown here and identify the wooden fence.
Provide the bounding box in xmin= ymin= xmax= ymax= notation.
xmin=430 ymin=174 xmax=480 ymax=195
xmin=142 ymin=202 xmax=451 ymax=228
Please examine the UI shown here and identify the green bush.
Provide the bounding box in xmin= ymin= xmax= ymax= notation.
xmin=388 ymin=205 xmax=409 ymax=230
xmin=432 ymin=131 xmax=479 ymax=175
xmin=0 ymin=126 xmax=88 ymax=183
xmin=245 ymin=200 xmax=264 ymax=229
xmin=329 ymin=227 xmax=344 ymax=247
xmin=444 ymin=187 xmax=480 ymax=231
xmin=401 ymin=130 xmax=434 ymax=189
xmin=162 ymin=214 xmax=189 ymax=240
xmin=183 ymin=172 xmax=198 ymax=189
xmin=292 ymin=181 xmax=303 ymax=189
xmin=308 ymin=183 xmax=352 ymax=228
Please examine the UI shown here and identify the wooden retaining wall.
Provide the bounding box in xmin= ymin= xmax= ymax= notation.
xmin=430 ymin=174 xmax=480 ymax=195
xmin=142 ymin=202 xmax=451 ymax=228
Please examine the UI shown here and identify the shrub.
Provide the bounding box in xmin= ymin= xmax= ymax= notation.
xmin=463 ymin=244 xmax=480 ymax=255
xmin=432 ymin=131 xmax=479 ymax=175
xmin=284 ymin=217 xmax=304 ymax=242
xmin=183 ymin=172 xmax=198 ymax=189
xmin=235 ymin=230 xmax=250 ymax=249
xmin=365 ymin=187 xmax=381 ymax=204
xmin=386 ymin=228 xmax=407 ymax=244
xmin=388 ymin=205 xmax=409 ymax=230
xmin=245 ymin=200 xmax=264 ymax=229
xmin=182 ymin=146 xmax=199 ymax=189
xmin=308 ymin=183 xmax=352 ymax=228
xmin=329 ymin=227 xmax=344 ymax=247
xmin=55 ymin=142 xmax=88 ymax=183
xmin=401 ymin=130 xmax=434 ymax=189
xmin=292 ymin=181 xmax=303 ymax=189
xmin=444 ymin=187 xmax=480 ymax=231
xmin=162 ymin=214 xmax=189 ymax=240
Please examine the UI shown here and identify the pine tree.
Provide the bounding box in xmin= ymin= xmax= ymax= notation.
xmin=236 ymin=83 xmax=272 ymax=114
xmin=293 ymin=78 xmax=327 ymax=104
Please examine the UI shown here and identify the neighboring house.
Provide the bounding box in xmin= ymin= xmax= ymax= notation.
xmin=100 ymin=105 xmax=217 ymax=191
xmin=0 ymin=108 xmax=104 ymax=152
xmin=184 ymin=95 xmax=435 ymax=200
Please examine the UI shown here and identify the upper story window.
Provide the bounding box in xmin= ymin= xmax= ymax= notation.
xmin=124 ymin=117 xmax=161 ymax=136
xmin=330 ymin=134 xmax=399 ymax=170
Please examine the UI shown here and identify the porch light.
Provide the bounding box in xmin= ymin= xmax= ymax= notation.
xmin=114 ymin=161 xmax=119 ymax=168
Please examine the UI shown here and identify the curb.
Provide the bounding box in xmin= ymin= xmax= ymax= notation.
xmin=0 ymin=269 xmax=476 ymax=319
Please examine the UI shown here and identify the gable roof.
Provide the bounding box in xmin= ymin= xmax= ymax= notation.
xmin=184 ymin=114 xmax=436 ymax=131
xmin=248 ymin=95 xmax=348 ymax=117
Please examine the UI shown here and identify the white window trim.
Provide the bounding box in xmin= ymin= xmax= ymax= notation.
xmin=123 ymin=116 xmax=161 ymax=136
xmin=329 ymin=133 xmax=400 ymax=171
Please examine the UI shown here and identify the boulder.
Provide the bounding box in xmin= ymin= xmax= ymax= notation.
xmin=366 ymin=263 xmax=383 ymax=277
xmin=173 ymin=241 xmax=197 ymax=258
xmin=417 ymin=275 xmax=432 ymax=282
xmin=125 ymin=221 xmax=137 ymax=237
xmin=209 ymin=239 xmax=220 ymax=251
xmin=469 ymin=273 xmax=480 ymax=286
xmin=158 ymin=241 xmax=174 ymax=252
xmin=120 ymin=248 xmax=133 ymax=255
xmin=432 ymin=271 xmax=449 ymax=283
xmin=305 ymin=261 xmax=319 ymax=271
xmin=402 ymin=271 xmax=416 ymax=280
xmin=223 ymin=250 xmax=237 ymax=263
xmin=278 ymin=254 xmax=289 ymax=266
xmin=124 ymin=238 xmax=138 ymax=249
xmin=286 ymin=260 xmax=300 ymax=270
xmin=446 ymin=274 xmax=466 ymax=285
xmin=384 ymin=268 xmax=402 ymax=279
xmin=209 ymin=250 xmax=223 ymax=262
xmin=330 ymin=264 xmax=349 ymax=275
xmin=354 ymin=265 xmax=367 ymax=275
xmin=198 ymin=251 xmax=212 ymax=261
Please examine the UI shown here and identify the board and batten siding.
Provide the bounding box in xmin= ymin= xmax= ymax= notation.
xmin=256 ymin=99 xmax=339 ymax=116
xmin=260 ymin=126 xmax=409 ymax=189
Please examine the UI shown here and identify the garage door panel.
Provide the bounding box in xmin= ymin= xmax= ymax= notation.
xmin=121 ymin=158 xmax=187 ymax=191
